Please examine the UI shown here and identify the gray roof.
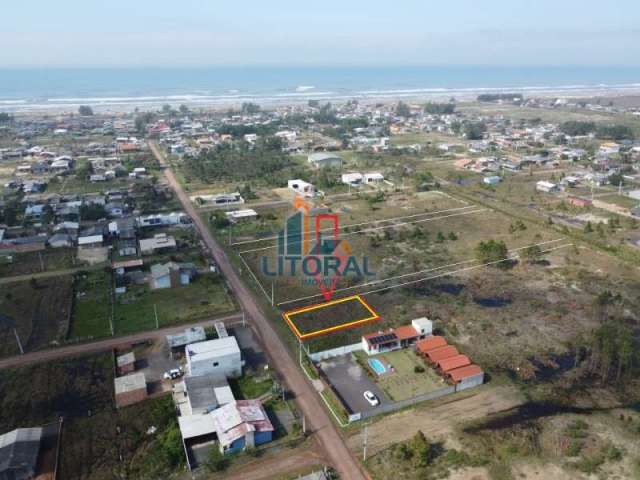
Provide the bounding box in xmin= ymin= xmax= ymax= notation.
xmin=308 ymin=152 xmax=342 ymax=163
xmin=166 ymin=326 xmax=206 ymax=349
xmin=114 ymin=372 xmax=146 ymax=395
xmin=184 ymin=374 xmax=230 ymax=415
xmin=0 ymin=428 xmax=42 ymax=479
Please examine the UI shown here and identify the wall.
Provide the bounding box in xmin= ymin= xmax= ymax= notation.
xmin=115 ymin=387 xmax=147 ymax=408
xmin=309 ymin=342 xmax=363 ymax=362
xmin=356 ymin=385 xmax=456 ymax=421
xmin=189 ymin=351 xmax=242 ymax=378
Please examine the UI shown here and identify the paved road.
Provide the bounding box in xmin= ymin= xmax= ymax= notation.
xmin=150 ymin=142 xmax=368 ymax=480
xmin=0 ymin=313 xmax=243 ymax=370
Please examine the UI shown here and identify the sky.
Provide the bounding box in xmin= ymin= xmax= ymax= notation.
xmin=2 ymin=0 xmax=640 ymax=67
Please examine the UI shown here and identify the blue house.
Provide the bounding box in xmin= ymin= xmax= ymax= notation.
xmin=210 ymin=400 xmax=274 ymax=455
xmin=483 ymin=175 xmax=501 ymax=186
xmin=150 ymin=262 xmax=197 ymax=290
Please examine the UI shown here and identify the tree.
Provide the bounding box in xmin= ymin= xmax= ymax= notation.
xmin=179 ymin=104 xmax=189 ymax=115
xmin=159 ymin=423 xmax=185 ymax=467
xmin=80 ymin=204 xmax=106 ymax=221
xmin=475 ymin=239 xmax=509 ymax=266
xmin=584 ymin=221 xmax=593 ymax=233
xmin=463 ymin=121 xmax=487 ymax=140
xmin=395 ymin=101 xmax=411 ymax=117
xmin=78 ymin=105 xmax=93 ymax=116
xmin=0 ymin=112 xmax=12 ymax=123
xmin=205 ymin=446 xmax=229 ymax=472
xmin=241 ymin=102 xmax=261 ymax=115
xmin=424 ymin=102 xmax=455 ymax=114
xmin=522 ymin=244 xmax=543 ymax=264
xmin=410 ymin=431 xmax=432 ymax=468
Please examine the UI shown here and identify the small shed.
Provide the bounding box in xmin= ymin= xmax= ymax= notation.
xmin=116 ymin=352 xmax=136 ymax=375
xmin=114 ymin=372 xmax=147 ymax=408
xmin=166 ymin=326 xmax=207 ymax=358
xmin=447 ymin=364 xmax=484 ymax=391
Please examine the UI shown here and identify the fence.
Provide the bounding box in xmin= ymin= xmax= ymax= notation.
xmin=308 ymin=342 xmax=363 ymax=362
xmin=356 ymin=385 xmax=456 ymax=421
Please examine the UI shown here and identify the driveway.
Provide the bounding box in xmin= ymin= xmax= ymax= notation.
xmin=319 ymin=354 xmax=388 ymax=414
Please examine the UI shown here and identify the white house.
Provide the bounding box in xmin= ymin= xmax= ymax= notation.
xmin=287 ymin=179 xmax=316 ymax=198
xmin=186 ymin=337 xmax=242 ymax=378
xmin=341 ymin=173 xmax=363 ymax=186
xmin=308 ymin=152 xmax=342 ymax=169
xmin=363 ymin=172 xmax=384 ymax=184
xmin=225 ymin=209 xmax=258 ymax=223
xmin=536 ymin=180 xmax=559 ymax=193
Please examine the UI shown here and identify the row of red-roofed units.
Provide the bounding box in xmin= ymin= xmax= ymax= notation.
xmin=416 ymin=335 xmax=484 ymax=385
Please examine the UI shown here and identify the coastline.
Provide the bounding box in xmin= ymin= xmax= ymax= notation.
xmin=3 ymin=83 xmax=640 ymax=115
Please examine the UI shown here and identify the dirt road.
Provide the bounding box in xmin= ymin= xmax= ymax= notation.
xmin=150 ymin=142 xmax=368 ymax=480
xmin=0 ymin=313 xmax=242 ymax=370
xmin=216 ymin=440 xmax=327 ymax=480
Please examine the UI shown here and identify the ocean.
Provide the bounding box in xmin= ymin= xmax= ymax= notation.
xmin=1 ymin=65 xmax=640 ymax=112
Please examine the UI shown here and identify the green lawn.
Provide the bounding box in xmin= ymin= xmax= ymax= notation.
xmin=229 ymin=375 xmax=274 ymax=400
xmin=113 ymin=274 xmax=236 ymax=335
xmin=71 ymin=270 xmax=112 ymax=339
xmin=364 ymin=349 xmax=446 ymax=401
xmin=598 ymin=194 xmax=640 ymax=209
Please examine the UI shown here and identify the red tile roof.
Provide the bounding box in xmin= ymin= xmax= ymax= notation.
xmin=394 ymin=325 xmax=419 ymax=341
xmin=416 ymin=336 xmax=447 ymax=354
xmin=425 ymin=345 xmax=459 ymax=363
xmin=437 ymin=354 xmax=471 ymax=372
xmin=447 ymin=364 xmax=484 ymax=383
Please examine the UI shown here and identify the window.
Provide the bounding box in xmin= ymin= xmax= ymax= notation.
xmin=213 ymin=362 xmax=219 ymax=367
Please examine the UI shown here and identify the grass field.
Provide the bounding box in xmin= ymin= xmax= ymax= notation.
xmin=114 ymin=273 xmax=236 ymax=335
xmin=359 ymin=349 xmax=446 ymax=401
xmin=71 ymin=270 xmax=112 ymax=339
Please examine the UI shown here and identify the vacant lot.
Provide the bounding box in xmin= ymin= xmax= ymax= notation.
xmin=0 ymin=353 xmax=184 ymax=480
xmin=362 ymin=349 xmax=446 ymax=401
xmin=0 ymin=249 xmax=76 ymax=277
xmin=70 ymin=270 xmax=112 ymax=339
xmin=114 ymin=273 xmax=237 ymax=335
xmin=285 ymin=295 xmax=378 ymax=339
xmin=0 ymin=276 xmax=73 ymax=358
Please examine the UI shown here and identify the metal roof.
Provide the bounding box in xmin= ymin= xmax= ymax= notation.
xmin=0 ymin=428 xmax=42 ymax=478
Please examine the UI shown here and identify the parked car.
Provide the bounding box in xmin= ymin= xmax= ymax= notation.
xmin=363 ymin=390 xmax=379 ymax=406
xmin=163 ymin=368 xmax=183 ymax=380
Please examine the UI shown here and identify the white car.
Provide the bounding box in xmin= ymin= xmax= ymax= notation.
xmin=363 ymin=390 xmax=379 ymax=406
xmin=163 ymin=368 xmax=183 ymax=380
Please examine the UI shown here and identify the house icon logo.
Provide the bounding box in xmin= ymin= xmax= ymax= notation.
xmin=261 ymin=196 xmax=374 ymax=301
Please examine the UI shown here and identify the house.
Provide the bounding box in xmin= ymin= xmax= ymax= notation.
xmin=288 ymin=179 xmax=317 ymax=198
xmin=150 ymin=262 xmax=197 ymax=289
xmin=186 ymin=337 xmax=242 ymax=378
xmin=362 ymin=318 xmax=432 ymax=355
xmin=209 ymin=400 xmax=274 ymax=455
xmin=117 ymin=352 xmax=136 ymax=375
xmin=436 ymin=354 xmax=471 ymax=373
xmin=536 ymin=180 xmax=559 ymax=193
xmin=363 ymin=172 xmax=384 ymax=184
xmin=137 ymin=212 xmax=188 ymax=228
xmin=341 ymin=172 xmax=363 ymax=186
xmin=567 ymin=196 xmax=592 ymax=208
xmin=416 ymin=336 xmax=448 ymax=356
xmin=166 ymin=326 xmax=207 ymax=358
xmin=0 ymin=428 xmax=43 ymax=480
xmin=47 ymin=233 xmax=75 ymax=248
xmin=308 ymin=152 xmax=343 ymax=169
xmin=114 ymin=372 xmax=147 ymax=408
xmin=77 ymin=234 xmax=104 ymax=248
xmin=182 ymin=374 xmax=235 ymax=415
xmin=139 ymin=233 xmax=176 ymax=255
xmin=225 ymin=209 xmax=258 ymax=223
xmin=424 ymin=345 xmax=459 ymax=364
xmin=446 ymin=364 xmax=484 ymax=390
xmin=483 ymin=175 xmax=501 ymax=186
xmin=117 ymin=239 xmax=138 ymax=257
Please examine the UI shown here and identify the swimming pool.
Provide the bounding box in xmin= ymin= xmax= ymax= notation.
xmin=368 ymin=358 xmax=386 ymax=375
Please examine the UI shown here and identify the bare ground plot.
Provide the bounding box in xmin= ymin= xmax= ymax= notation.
xmin=0 ymin=276 xmax=73 ymax=358
xmin=347 ymin=385 xmax=525 ymax=457
xmin=0 ymin=249 xmax=76 ymax=277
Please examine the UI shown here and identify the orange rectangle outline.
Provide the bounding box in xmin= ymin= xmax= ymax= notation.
xmin=283 ymin=294 xmax=380 ymax=341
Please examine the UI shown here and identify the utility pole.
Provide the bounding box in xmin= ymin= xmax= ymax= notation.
xmin=153 ymin=304 xmax=159 ymax=329
xmin=271 ymin=283 xmax=274 ymax=306
xmin=13 ymin=328 xmax=24 ymax=355
xmin=363 ymin=424 xmax=368 ymax=462
xmin=242 ymin=309 xmax=246 ymax=327
xmin=302 ymin=414 xmax=306 ymax=434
